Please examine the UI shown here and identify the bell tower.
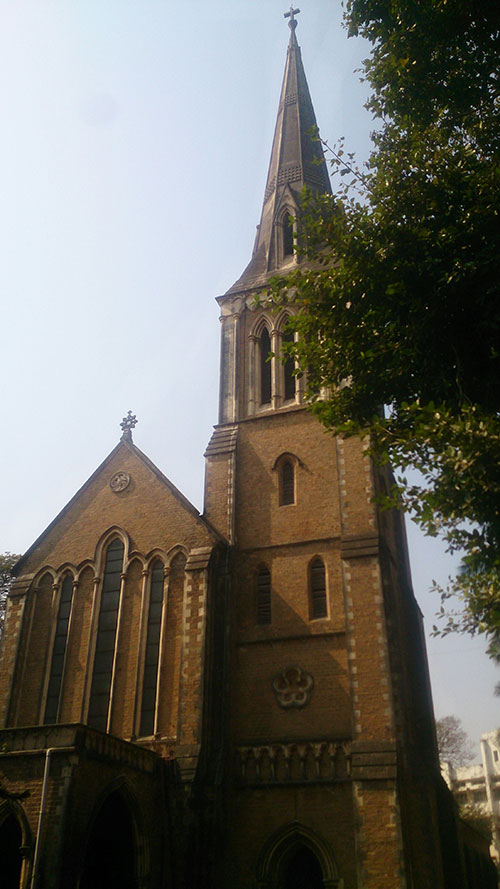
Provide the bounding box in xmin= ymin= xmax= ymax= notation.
xmin=216 ymin=6 xmax=330 ymax=429
xmin=204 ymin=11 xmax=454 ymax=889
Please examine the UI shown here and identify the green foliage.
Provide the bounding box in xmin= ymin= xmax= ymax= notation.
xmin=0 ymin=553 xmax=20 ymax=640
xmin=270 ymin=1 xmax=500 ymax=647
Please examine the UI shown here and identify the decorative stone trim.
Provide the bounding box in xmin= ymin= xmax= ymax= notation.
xmin=185 ymin=547 xmax=213 ymax=572
xmin=272 ymin=665 xmax=313 ymax=708
xmin=351 ymin=740 xmax=397 ymax=781
xmin=340 ymin=533 xmax=379 ymax=559
xmin=236 ymin=740 xmax=351 ymax=785
xmin=109 ymin=471 xmax=131 ymax=493
xmin=204 ymin=425 xmax=238 ymax=457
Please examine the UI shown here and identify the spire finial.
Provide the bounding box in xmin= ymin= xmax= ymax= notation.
xmin=284 ymin=6 xmax=300 ymax=32
xmin=120 ymin=410 xmax=137 ymax=441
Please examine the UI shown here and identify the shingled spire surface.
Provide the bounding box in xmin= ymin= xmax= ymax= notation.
xmin=227 ymin=17 xmax=331 ymax=294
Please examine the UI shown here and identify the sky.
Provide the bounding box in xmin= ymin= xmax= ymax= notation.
xmin=1 ymin=0 xmax=497 ymax=755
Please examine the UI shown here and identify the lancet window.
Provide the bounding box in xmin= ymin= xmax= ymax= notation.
xmin=283 ymin=211 xmax=294 ymax=257
xmin=139 ymin=559 xmax=165 ymax=737
xmin=310 ymin=557 xmax=327 ymax=620
xmin=88 ymin=538 xmax=124 ymax=732
xmin=280 ymin=459 xmax=295 ymax=506
xmin=283 ymin=329 xmax=296 ymax=401
xmin=43 ymin=573 xmax=74 ymax=724
xmin=256 ymin=566 xmax=271 ymax=625
xmin=260 ymin=327 xmax=272 ymax=405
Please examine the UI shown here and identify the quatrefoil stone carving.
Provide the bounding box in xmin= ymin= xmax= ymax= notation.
xmin=272 ymin=665 xmax=314 ymax=709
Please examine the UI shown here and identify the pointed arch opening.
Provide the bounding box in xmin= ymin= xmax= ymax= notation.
xmin=273 ymin=453 xmax=301 ymax=507
xmin=282 ymin=328 xmax=296 ymax=401
xmin=283 ymin=211 xmax=295 ymax=257
xmin=260 ymin=327 xmax=272 ymax=406
xmin=44 ymin=572 xmax=75 ymax=724
xmin=88 ymin=538 xmax=124 ymax=732
xmin=280 ymin=459 xmax=295 ymax=506
xmin=256 ymin=822 xmax=339 ymax=889
xmin=80 ymin=790 xmax=137 ymax=889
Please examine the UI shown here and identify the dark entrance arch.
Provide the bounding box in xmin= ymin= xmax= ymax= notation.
xmin=0 ymin=813 xmax=23 ymax=889
xmin=256 ymin=822 xmax=340 ymax=889
xmin=80 ymin=791 xmax=137 ymax=889
xmin=283 ymin=846 xmax=324 ymax=889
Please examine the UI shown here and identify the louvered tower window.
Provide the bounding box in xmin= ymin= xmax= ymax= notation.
xmin=256 ymin=567 xmax=271 ymax=625
xmin=140 ymin=559 xmax=165 ymax=737
xmin=283 ymin=329 xmax=295 ymax=401
xmin=280 ymin=459 xmax=295 ymax=506
xmin=310 ymin=558 xmax=327 ymax=619
xmin=260 ymin=328 xmax=272 ymax=405
xmin=88 ymin=538 xmax=124 ymax=732
xmin=44 ymin=574 xmax=74 ymax=724
xmin=283 ymin=213 xmax=294 ymax=256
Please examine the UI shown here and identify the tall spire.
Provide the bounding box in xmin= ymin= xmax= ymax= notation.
xmin=227 ymin=12 xmax=331 ymax=294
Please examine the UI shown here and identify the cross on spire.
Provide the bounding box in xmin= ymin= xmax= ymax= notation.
xmin=120 ymin=411 xmax=138 ymax=441
xmin=284 ymin=6 xmax=300 ymax=31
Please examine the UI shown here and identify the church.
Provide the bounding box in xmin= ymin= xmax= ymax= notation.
xmin=0 ymin=12 xmax=495 ymax=889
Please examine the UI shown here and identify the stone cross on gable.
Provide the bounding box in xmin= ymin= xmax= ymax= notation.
xmin=284 ymin=6 xmax=300 ymax=29
xmin=120 ymin=411 xmax=138 ymax=441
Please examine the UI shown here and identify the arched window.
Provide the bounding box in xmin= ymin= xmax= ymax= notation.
xmin=44 ymin=573 xmax=74 ymax=724
xmin=283 ymin=329 xmax=296 ymax=401
xmin=280 ymin=460 xmax=295 ymax=506
xmin=283 ymin=212 xmax=294 ymax=257
xmin=140 ymin=559 xmax=165 ymax=737
xmin=256 ymin=567 xmax=271 ymax=625
xmin=88 ymin=538 xmax=124 ymax=732
xmin=260 ymin=327 xmax=272 ymax=405
xmin=310 ymin=558 xmax=327 ymax=620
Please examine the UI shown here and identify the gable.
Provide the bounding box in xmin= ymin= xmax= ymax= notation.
xmin=15 ymin=439 xmax=221 ymax=577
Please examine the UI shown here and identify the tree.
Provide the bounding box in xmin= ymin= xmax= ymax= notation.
xmin=271 ymin=0 xmax=500 ymax=650
xmin=436 ymin=716 xmax=474 ymax=767
xmin=0 ymin=553 xmax=20 ymax=641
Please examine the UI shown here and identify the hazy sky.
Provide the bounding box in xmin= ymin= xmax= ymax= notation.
xmin=1 ymin=0 xmax=497 ymax=753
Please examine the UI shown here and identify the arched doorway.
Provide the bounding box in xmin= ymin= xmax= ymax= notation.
xmin=256 ymin=822 xmax=340 ymax=889
xmin=282 ymin=845 xmax=324 ymax=889
xmin=80 ymin=791 xmax=137 ymax=889
xmin=0 ymin=813 xmax=23 ymax=889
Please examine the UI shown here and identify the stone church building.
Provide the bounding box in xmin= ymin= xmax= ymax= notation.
xmin=0 ymin=15 xmax=495 ymax=889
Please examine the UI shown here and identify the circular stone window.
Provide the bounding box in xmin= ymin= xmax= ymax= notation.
xmin=109 ymin=471 xmax=131 ymax=493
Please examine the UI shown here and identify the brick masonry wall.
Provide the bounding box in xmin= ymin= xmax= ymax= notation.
xmin=0 ymin=443 xmax=218 ymax=757
xmin=0 ymin=726 xmax=169 ymax=889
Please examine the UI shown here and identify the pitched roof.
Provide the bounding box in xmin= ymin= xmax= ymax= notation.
xmin=13 ymin=436 xmax=224 ymax=574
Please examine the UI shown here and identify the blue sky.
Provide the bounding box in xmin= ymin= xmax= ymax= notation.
xmin=1 ymin=0 xmax=497 ymax=753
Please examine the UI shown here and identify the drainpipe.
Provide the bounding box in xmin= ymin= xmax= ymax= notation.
xmin=30 ymin=746 xmax=75 ymax=889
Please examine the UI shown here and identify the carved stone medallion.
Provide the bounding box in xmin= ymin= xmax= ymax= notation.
xmin=272 ymin=665 xmax=314 ymax=709
xmin=109 ymin=471 xmax=130 ymax=493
